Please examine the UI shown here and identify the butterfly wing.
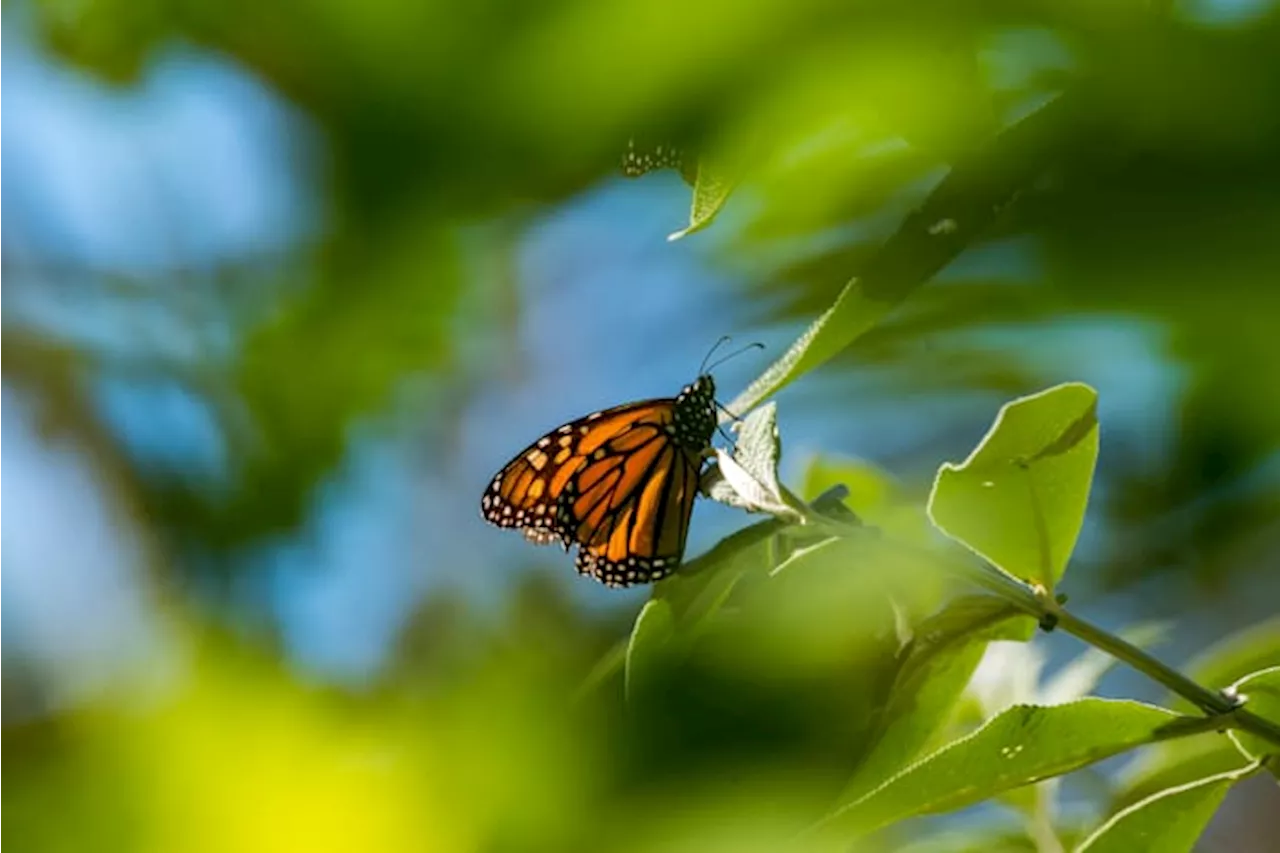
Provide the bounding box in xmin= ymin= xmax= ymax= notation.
xmin=480 ymin=398 xmax=678 ymax=545
xmin=570 ymin=436 xmax=701 ymax=586
xmin=481 ymin=397 xmax=705 ymax=587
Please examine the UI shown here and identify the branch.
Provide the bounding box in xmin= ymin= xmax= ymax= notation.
xmin=777 ymin=485 xmax=1280 ymax=750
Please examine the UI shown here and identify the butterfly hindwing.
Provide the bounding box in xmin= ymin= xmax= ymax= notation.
xmin=573 ymin=442 xmax=700 ymax=586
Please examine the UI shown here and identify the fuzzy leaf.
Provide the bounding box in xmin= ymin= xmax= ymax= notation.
xmin=668 ymin=158 xmax=737 ymax=240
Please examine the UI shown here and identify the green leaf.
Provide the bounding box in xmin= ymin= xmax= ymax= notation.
xmin=1075 ymin=763 xmax=1260 ymax=853
xmin=894 ymin=829 xmax=1039 ymax=853
xmin=1227 ymin=666 xmax=1280 ymax=765
xmin=801 ymin=456 xmax=893 ymax=518
xmin=726 ymin=95 xmax=1075 ymax=419
xmin=838 ymin=596 xmax=1034 ymax=804
xmin=927 ymin=383 xmax=1100 ymax=591
xmin=655 ymin=517 xmax=784 ymax=618
xmin=727 ymin=279 xmax=893 ymax=417
xmin=1112 ymin=734 xmax=1252 ymax=812
xmin=668 ymin=158 xmax=737 ymax=241
xmin=819 ymin=699 xmax=1192 ymax=839
xmin=625 ymin=599 xmax=675 ymax=701
xmin=769 ymin=536 xmax=843 ymax=578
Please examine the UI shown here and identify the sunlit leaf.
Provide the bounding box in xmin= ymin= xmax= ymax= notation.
xmin=1075 ymin=763 xmax=1260 ymax=853
xmin=669 ymin=158 xmax=738 ymax=240
xmin=928 ymin=383 xmax=1099 ymax=591
xmin=819 ymin=699 xmax=1195 ymax=840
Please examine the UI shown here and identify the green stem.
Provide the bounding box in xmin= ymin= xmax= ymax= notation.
xmin=777 ymin=484 xmax=1280 ymax=750
xmin=1053 ymin=610 xmax=1232 ymax=714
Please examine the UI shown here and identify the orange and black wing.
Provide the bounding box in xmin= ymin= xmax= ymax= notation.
xmin=481 ymin=398 xmax=678 ymax=546
xmin=568 ymin=423 xmax=702 ymax=586
xmin=480 ymin=398 xmax=704 ymax=586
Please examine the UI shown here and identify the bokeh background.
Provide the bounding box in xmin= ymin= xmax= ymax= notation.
xmin=4 ymin=0 xmax=1280 ymax=850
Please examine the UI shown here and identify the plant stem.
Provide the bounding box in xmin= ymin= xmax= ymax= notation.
xmin=1053 ymin=610 xmax=1231 ymax=714
xmin=777 ymin=484 xmax=1280 ymax=750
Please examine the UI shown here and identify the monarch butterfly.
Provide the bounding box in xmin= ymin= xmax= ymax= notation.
xmin=480 ymin=374 xmax=718 ymax=587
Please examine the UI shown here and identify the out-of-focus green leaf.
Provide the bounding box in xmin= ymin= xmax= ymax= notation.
xmin=1178 ymin=617 xmax=1280 ymax=710
xmin=1074 ymin=763 xmax=1260 ymax=853
xmin=657 ymin=517 xmax=783 ymax=620
xmin=727 ymin=94 xmax=1073 ymax=417
xmin=1226 ymin=667 xmax=1280 ymax=767
xmin=769 ymin=537 xmax=841 ymax=578
xmin=726 ymin=279 xmax=890 ymax=418
xmin=799 ymin=455 xmax=935 ymax=545
xmin=819 ymin=699 xmax=1192 ymax=840
xmin=668 ymin=158 xmax=737 ymax=241
xmin=928 ymin=383 xmax=1099 ymax=592
xmin=838 ymin=595 xmax=1034 ymax=804
xmin=801 ymin=456 xmax=893 ymax=519
xmin=625 ymin=599 xmax=675 ymax=701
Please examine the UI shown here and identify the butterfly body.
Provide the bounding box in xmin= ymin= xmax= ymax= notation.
xmin=481 ymin=375 xmax=717 ymax=587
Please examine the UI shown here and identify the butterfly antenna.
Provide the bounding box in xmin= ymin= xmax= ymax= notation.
xmin=698 ymin=335 xmax=733 ymax=376
xmin=716 ymin=423 xmax=740 ymax=454
xmin=705 ymin=341 xmax=765 ymax=374
xmin=716 ymin=401 xmax=744 ymax=423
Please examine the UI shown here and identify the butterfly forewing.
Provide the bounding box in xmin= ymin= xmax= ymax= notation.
xmin=480 ymin=398 xmax=677 ymax=544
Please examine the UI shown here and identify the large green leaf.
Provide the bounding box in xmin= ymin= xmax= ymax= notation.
xmin=818 ymin=699 xmax=1194 ymax=839
xmin=1075 ymin=763 xmax=1260 ymax=853
xmin=927 ymin=383 xmax=1099 ymax=591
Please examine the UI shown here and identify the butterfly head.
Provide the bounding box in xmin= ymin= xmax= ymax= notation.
xmin=673 ymin=374 xmax=717 ymax=451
